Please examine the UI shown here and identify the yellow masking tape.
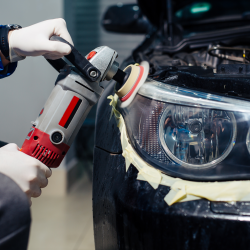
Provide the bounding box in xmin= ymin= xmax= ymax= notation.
xmin=108 ymin=94 xmax=250 ymax=206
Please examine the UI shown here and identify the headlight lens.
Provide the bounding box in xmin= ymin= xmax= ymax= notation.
xmin=119 ymin=79 xmax=250 ymax=181
xmin=159 ymin=105 xmax=237 ymax=169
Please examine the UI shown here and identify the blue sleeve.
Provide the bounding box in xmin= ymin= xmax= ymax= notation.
xmin=0 ymin=56 xmax=17 ymax=79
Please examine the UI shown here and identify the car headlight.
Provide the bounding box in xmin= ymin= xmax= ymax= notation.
xmin=119 ymin=79 xmax=250 ymax=181
xmin=159 ymin=105 xmax=237 ymax=169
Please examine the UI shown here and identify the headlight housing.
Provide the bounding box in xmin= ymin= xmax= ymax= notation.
xmin=119 ymin=79 xmax=250 ymax=181
xmin=159 ymin=105 xmax=237 ymax=169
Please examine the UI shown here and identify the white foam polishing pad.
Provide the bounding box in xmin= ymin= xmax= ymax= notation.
xmin=116 ymin=61 xmax=149 ymax=108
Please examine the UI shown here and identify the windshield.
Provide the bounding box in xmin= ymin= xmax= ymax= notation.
xmin=174 ymin=1 xmax=250 ymax=22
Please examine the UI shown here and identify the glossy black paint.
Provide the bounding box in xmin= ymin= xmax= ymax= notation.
xmin=93 ymin=147 xmax=250 ymax=250
xmin=94 ymin=81 xmax=122 ymax=154
xmin=93 ymin=84 xmax=250 ymax=249
xmin=93 ymin=0 xmax=250 ymax=247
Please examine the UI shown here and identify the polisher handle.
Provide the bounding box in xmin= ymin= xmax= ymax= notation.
xmin=46 ymin=36 xmax=101 ymax=82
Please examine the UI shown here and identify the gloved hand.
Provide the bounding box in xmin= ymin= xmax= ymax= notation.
xmin=0 ymin=143 xmax=52 ymax=205
xmin=8 ymin=18 xmax=73 ymax=62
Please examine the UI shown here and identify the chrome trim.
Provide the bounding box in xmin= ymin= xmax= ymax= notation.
xmin=138 ymin=79 xmax=250 ymax=113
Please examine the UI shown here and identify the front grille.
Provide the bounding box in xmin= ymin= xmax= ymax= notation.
xmin=32 ymin=144 xmax=59 ymax=167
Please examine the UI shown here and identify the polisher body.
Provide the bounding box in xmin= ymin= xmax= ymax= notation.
xmin=21 ymin=46 xmax=118 ymax=168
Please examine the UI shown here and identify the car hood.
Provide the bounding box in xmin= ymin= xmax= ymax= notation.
xmin=137 ymin=0 xmax=250 ymax=28
xmin=137 ymin=0 xmax=201 ymax=26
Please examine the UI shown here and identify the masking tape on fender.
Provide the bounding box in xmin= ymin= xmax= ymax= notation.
xmin=108 ymin=94 xmax=250 ymax=206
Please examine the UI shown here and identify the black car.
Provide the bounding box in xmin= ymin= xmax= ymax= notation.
xmin=93 ymin=1 xmax=250 ymax=249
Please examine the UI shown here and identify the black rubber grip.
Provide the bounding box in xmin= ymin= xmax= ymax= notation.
xmin=46 ymin=58 xmax=67 ymax=73
xmin=46 ymin=36 xmax=101 ymax=82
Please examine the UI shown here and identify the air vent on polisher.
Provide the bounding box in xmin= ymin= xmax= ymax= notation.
xmin=32 ymin=144 xmax=59 ymax=167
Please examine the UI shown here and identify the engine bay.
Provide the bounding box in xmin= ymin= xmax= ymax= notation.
xmin=145 ymin=45 xmax=250 ymax=100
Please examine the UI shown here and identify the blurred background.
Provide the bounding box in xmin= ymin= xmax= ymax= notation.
xmin=0 ymin=0 xmax=144 ymax=249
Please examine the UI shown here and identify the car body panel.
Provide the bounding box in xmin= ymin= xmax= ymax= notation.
xmin=93 ymin=1 xmax=250 ymax=248
xmin=93 ymin=147 xmax=250 ymax=250
xmin=94 ymin=82 xmax=122 ymax=154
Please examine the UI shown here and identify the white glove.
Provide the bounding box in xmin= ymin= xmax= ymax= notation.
xmin=0 ymin=143 xmax=52 ymax=205
xmin=9 ymin=18 xmax=74 ymax=62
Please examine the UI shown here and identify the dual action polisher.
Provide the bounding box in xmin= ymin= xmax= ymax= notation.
xmin=21 ymin=36 xmax=149 ymax=168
